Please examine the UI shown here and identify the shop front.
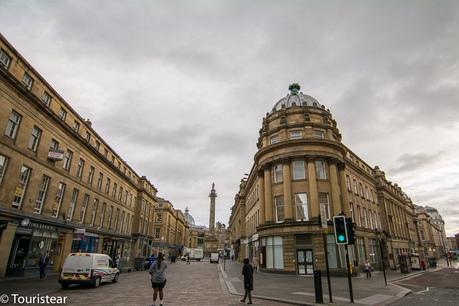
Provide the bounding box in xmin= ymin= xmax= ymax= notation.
xmin=6 ymin=220 xmax=59 ymax=277
xmin=70 ymin=229 xmax=99 ymax=253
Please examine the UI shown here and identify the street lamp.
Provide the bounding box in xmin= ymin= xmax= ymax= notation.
xmin=376 ymin=229 xmax=387 ymax=286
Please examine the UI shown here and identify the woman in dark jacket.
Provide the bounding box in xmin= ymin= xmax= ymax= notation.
xmin=240 ymin=258 xmax=253 ymax=304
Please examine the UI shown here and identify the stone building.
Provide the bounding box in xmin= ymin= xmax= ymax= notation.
xmin=228 ymin=84 xmax=421 ymax=275
xmin=0 ymin=34 xmax=141 ymax=276
xmin=414 ymin=205 xmax=447 ymax=259
xmin=131 ymin=176 xmax=157 ymax=259
xmin=152 ymin=198 xmax=189 ymax=257
xmin=447 ymin=236 xmax=457 ymax=251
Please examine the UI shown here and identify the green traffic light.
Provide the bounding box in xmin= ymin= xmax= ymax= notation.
xmin=338 ymin=235 xmax=345 ymax=242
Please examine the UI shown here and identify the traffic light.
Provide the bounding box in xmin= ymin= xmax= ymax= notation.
xmin=333 ymin=216 xmax=348 ymax=244
xmin=346 ymin=218 xmax=355 ymax=245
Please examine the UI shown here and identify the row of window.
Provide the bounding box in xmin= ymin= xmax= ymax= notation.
xmin=3 ymin=110 xmax=135 ymax=208
xmin=247 ymin=210 xmax=260 ymax=235
xmin=345 ymin=174 xmax=377 ymax=203
xmin=349 ymin=202 xmax=381 ymax=230
xmin=0 ymin=156 xmax=133 ymax=233
xmin=269 ymin=129 xmax=325 ymax=145
xmin=0 ymin=48 xmax=137 ymax=183
xmin=272 ymin=192 xmax=330 ymax=223
xmin=272 ymin=160 xmax=327 ymax=183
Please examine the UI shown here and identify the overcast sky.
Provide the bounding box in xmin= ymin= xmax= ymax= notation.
xmin=1 ymin=0 xmax=458 ymax=235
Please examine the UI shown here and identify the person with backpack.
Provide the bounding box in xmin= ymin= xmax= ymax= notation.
xmin=149 ymin=253 xmax=167 ymax=306
xmin=240 ymin=258 xmax=254 ymax=304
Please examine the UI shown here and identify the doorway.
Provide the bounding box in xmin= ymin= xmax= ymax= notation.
xmin=7 ymin=236 xmax=31 ymax=276
xmin=297 ymin=249 xmax=314 ymax=275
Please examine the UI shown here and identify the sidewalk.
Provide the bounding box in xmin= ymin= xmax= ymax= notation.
xmin=218 ymin=259 xmax=440 ymax=306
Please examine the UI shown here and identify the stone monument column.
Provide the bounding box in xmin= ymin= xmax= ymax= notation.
xmin=209 ymin=183 xmax=217 ymax=234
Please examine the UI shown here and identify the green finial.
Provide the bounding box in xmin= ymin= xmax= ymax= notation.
xmin=289 ymin=83 xmax=300 ymax=94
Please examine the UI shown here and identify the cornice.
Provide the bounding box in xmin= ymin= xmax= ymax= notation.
xmin=0 ymin=68 xmax=139 ymax=189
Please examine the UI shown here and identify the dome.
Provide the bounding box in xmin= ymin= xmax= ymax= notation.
xmin=184 ymin=207 xmax=195 ymax=225
xmin=272 ymin=83 xmax=322 ymax=112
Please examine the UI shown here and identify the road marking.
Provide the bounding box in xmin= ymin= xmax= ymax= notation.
xmin=291 ymin=291 xmax=350 ymax=303
xmin=414 ymin=287 xmax=429 ymax=295
xmin=355 ymin=294 xmax=394 ymax=305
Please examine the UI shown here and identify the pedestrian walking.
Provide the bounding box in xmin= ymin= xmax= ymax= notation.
xmin=364 ymin=259 xmax=373 ymax=279
xmin=252 ymin=256 xmax=259 ymax=272
xmin=186 ymin=254 xmax=190 ymax=264
xmin=39 ymin=251 xmax=50 ymax=280
xmin=240 ymin=258 xmax=253 ymax=304
xmin=149 ymin=252 xmax=167 ymax=306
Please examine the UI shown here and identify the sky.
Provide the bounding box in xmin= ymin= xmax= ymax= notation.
xmin=1 ymin=0 xmax=458 ymax=235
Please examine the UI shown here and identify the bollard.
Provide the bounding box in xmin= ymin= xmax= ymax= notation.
xmin=313 ymin=270 xmax=323 ymax=303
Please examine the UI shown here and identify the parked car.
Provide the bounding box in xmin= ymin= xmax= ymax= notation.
xmin=59 ymin=253 xmax=119 ymax=289
xmin=210 ymin=252 xmax=219 ymax=264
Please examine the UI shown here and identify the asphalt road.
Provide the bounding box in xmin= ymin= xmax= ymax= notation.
xmin=391 ymin=267 xmax=459 ymax=306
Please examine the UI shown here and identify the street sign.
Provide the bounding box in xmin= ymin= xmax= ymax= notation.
xmin=333 ymin=216 xmax=348 ymax=244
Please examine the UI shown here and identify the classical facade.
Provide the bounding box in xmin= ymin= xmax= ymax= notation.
xmin=228 ymin=84 xmax=422 ymax=275
xmin=0 ymin=34 xmax=142 ymax=276
xmin=152 ymin=198 xmax=189 ymax=257
xmin=414 ymin=205 xmax=447 ymax=259
xmin=131 ymin=176 xmax=157 ymax=259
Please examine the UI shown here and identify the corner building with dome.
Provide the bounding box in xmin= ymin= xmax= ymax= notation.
xmin=228 ymin=84 xmax=421 ymax=275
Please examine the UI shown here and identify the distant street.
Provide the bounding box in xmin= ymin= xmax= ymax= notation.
xmin=392 ymin=266 xmax=459 ymax=306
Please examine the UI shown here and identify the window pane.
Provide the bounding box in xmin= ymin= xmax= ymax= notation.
xmin=274 ymin=196 xmax=284 ymax=222
xmin=273 ymin=245 xmax=284 ymax=269
xmin=0 ymin=155 xmax=8 ymax=185
xmin=290 ymin=130 xmax=302 ymax=139
xmin=292 ymin=161 xmax=305 ymax=180
xmin=315 ymin=161 xmax=327 ymax=179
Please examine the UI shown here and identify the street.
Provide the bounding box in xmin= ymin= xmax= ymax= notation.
xmin=0 ymin=260 xmax=287 ymax=306
xmin=391 ymin=267 xmax=459 ymax=306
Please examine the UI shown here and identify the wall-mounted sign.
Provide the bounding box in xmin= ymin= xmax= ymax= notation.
xmin=47 ymin=150 xmax=64 ymax=161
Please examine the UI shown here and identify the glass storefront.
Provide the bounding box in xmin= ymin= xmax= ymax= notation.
xmin=71 ymin=235 xmax=99 ymax=253
xmin=7 ymin=222 xmax=60 ymax=277
xmin=261 ymin=236 xmax=284 ymax=269
xmin=24 ymin=229 xmax=58 ymax=268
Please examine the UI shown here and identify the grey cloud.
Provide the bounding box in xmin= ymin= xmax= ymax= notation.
xmin=389 ymin=153 xmax=439 ymax=174
xmin=2 ymin=0 xmax=459 ymax=231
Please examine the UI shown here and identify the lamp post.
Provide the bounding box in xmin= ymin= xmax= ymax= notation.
xmin=376 ymin=229 xmax=387 ymax=286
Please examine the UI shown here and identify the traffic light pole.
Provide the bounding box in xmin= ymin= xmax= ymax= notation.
xmin=322 ymin=231 xmax=333 ymax=303
xmin=379 ymin=238 xmax=387 ymax=286
xmin=345 ymin=244 xmax=354 ymax=303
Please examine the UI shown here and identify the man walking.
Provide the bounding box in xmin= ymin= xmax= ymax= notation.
xmin=39 ymin=251 xmax=50 ymax=280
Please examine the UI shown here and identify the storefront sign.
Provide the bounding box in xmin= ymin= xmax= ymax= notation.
xmin=26 ymin=222 xmax=57 ymax=232
xmin=73 ymin=229 xmax=85 ymax=241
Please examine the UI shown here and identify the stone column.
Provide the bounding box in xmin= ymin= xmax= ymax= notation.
xmin=209 ymin=183 xmax=217 ymax=234
xmin=258 ymin=172 xmax=266 ymax=225
xmin=264 ymin=166 xmax=273 ymax=223
xmin=307 ymin=160 xmax=319 ymax=218
xmin=54 ymin=231 xmax=74 ymax=272
xmin=338 ymin=163 xmax=351 ymax=216
xmin=283 ymin=161 xmax=294 ymax=220
xmin=329 ymin=161 xmax=341 ymax=217
xmin=0 ymin=222 xmax=17 ymax=277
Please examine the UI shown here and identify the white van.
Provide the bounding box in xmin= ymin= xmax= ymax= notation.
xmin=210 ymin=252 xmax=219 ymax=264
xmin=58 ymin=253 xmax=119 ymax=289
